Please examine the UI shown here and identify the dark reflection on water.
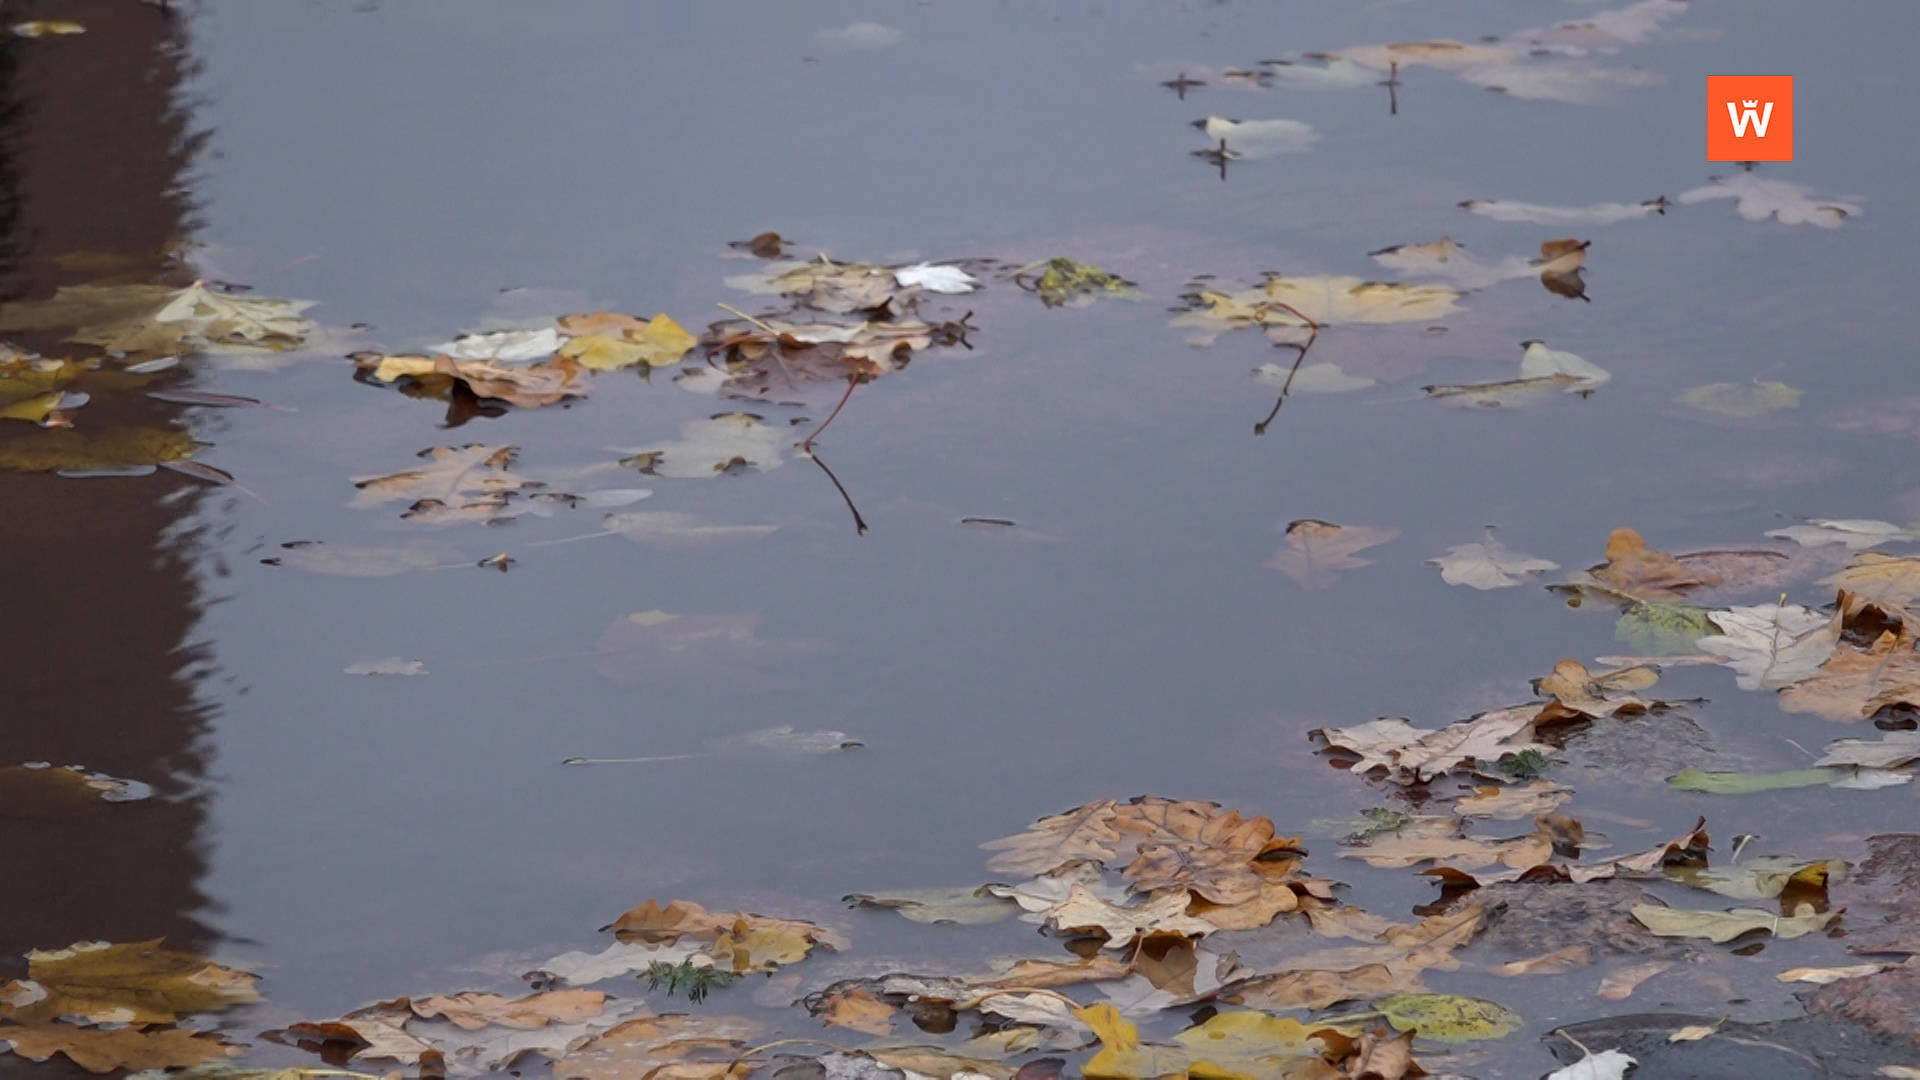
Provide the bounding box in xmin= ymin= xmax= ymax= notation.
xmin=0 ymin=1 xmax=214 ymax=960
xmin=5 ymin=0 xmax=1920 ymax=1075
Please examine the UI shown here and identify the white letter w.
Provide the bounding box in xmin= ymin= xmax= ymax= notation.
xmin=1727 ymin=100 xmax=1774 ymax=137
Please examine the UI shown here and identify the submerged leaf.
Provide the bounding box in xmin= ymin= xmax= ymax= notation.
xmin=1679 ymin=381 xmax=1802 ymax=418
xmin=1778 ymin=631 xmax=1920 ymax=722
xmin=1372 ymin=992 xmax=1522 ymax=1042
xmin=1256 ymin=361 xmax=1374 ymax=393
xmin=1666 ymin=768 xmax=1843 ymax=795
xmin=844 ymin=887 xmax=1016 ymax=926
xmin=1266 ymin=520 xmax=1400 ymax=589
xmin=3 ymin=940 xmax=259 ymax=1026
xmin=0 ymin=426 xmax=194 ymax=472
xmin=622 ymin=415 xmax=784 ymax=479
xmin=1014 ymin=258 xmax=1139 ymax=308
xmin=1 ymin=1026 xmax=239 ymax=1074
xmin=1312 ymin=706 xmax=1549 ymax=785
xmin=1631 ymin=902 xmax=1836 ymax=942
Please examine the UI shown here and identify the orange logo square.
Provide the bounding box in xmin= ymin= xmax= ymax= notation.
xmin=1709 ymin=76 xmax=1793 ymax=161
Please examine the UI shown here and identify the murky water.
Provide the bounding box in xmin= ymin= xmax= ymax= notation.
xmin=5 ymin=1 xmax=1920 ymax=1076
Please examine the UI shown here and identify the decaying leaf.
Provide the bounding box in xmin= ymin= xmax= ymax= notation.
xmin=550 ymin=1012 xmax=764 ymax=1080
xmin=1666 ymin=768 xmax=1845 ymax=795
xmin=815 ymin=985 xmax=895 ymax=1035
xmin=1119 ymin=801 xmax=1306 ymax=905
xmin=1 ymin=939 xmax=259 ymax=1025
xmin=1665 ymin=856 xmax=1840 ymax=901
xmin=1013 ymin=258 xmax=1139 ymax=308
xmin=1371 ymin=992 xmax=1522 ymax=1042
xmin=1453 ymin=780 xmax=1570 ymax=820
xmin=531 ymin=941 xmax=703 ymax=986
xmin=1042 ymin=885 xmax=1217 ymax=949
xmin=1778 ymin=631 xmax=1920 ymax=722
xmin=603 ymin=898 xmax=847 ymax=954
xmin=1426 ymin=534 xmax=1558 ymax=590
xmin=1267 ymin=520 xmax=1400 ymax=589
xmin=1532 ymin=658 xmax=1661 ymax=718
xmin=844 ymin=887 xmax=1016 ymax=926
xmin=350 ymin=445 xmax=544 ymax=524
xmin=1459 ymin=197 xmax=1668 ymax=226
xmin=1562 ymin=527 xmax=1787 ymax=604
xmin=1371 ymin=236 xmax=1589 ymax=298
xmin=1696 ymin=602 xmax=1841 ymax=691
xmin=622 ymin=415 xmax=784 ymax=479
xmin=1170 ymin=1011 xmax=1344 ymax=1076
xmin=1680 ymin=381 xmax=1802 ymax=418
xmin=1220 ymin=905 xmax=1490 ymax=1012
xmin=1822 ymin=554 xmax=1920 ymax=621
xmin=1338 ymin=815 xmax=1551 ymax=873
xmin=1597 ymin=961 xmax=1673 ymax=1001
xmin=410 ymin=989 xmax=606 ymax=1031
xmin=1816 ymin=731 xmax=1920 ymax=771
xmin=1679 ymin=174 xmax=1862 ymax=229
xmin=1171 ymin=275 xmax=1460 ymax=347
xmin=1492 ymin=945 xmax=1593 ymax=977
xmin=356 ymin=352 xmax=589 ymax=408
xmin=1768 ymin=520 xmax=1919 ymax=551
xmin=1777 ymin=964 xmax=1888 ymax=985
xmin=1312 ymin=706 xmax=1550 ymax=785
xmin=1 ymin=1025 xmax=240 ymax=1074
xmin=1631 ymin=902 xmax=1837 ymax=943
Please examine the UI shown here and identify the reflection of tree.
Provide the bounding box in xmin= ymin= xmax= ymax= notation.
xmin=0 ymin=5 xmax=215 ymax=958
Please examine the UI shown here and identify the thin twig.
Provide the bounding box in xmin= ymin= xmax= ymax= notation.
xmin=800 ymin=374 xmax=861 ymax=453
xmin=716 ymin=302 xmax=779 ymax=335
xmin=1252 ymin=301 xmax=1321 ymax=435
xmin=729 ymin=1038 xmax=847 ymax=1074
xmin=809 ymin=451 xmax=868 ymax=536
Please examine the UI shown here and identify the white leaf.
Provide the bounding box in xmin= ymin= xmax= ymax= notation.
xmin=1460 ymin=197 xmax=1668 ymax=226
xmin=1520 ymin=341 xmax=1610 ymax=389
xmin=1427 ymin=538 xmax=1559 ymax=590
xmin=427 ymin=327 xmax=564 ymax=363
xmin=1679 ymin=174 xmax=1863 ymax=229
xmin=533 ymin=941 xmax=702 ymax=985
xmin=893 ymin=264 xmax=979 ymax=294
xmin=1197 ymin=117 xmax=1319 ymax=159
xmin=1546 ymin=1049 xmax=1637 ymax=1080
xmin=1697 ymin=604 xmax=1838 ymax=691
xmin=1264 ymin=56 xmax=1378 ymax=89
xmin=1766 ymin=519 xmax=1919 ymax=550
xmin=1255 ymin=361 xmax=1374 ymax=393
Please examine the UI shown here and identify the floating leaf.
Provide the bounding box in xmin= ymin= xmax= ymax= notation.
xmin=1255 ymin=361 xmax=1374 ymax=393
xmin=344 ymin=658 xmax=426 ymax=676
xmin=1372 ymin=992 xmax=1522 ymax=1042
xmin=1545 ymin=1049 xmax=1637 ymax=1080
xmin=1679 ymin=381 xmax=1802 ymax=418
xmin=1014 ymin=258 xmax=1139 ymax=308
xmin=1631 ymin=902 xmax=1836 ymax=942
xmin=622 ymin=415 xmax=784 ymax=479
xmin=1461 ymin=61 xmax=1664 ymax=105
xmin=1073 ymin=1003 xmax=1192 ymax=1080
xmin=1172 ymin=275 xmax=1460 ymax=347
xmin=1195 ymin=117 xmax=1318 ymax=159
xmin=1312 ymin=705 xmax=1550 ymax=785
xmin=0 ymin=762 xmax=151 ymax=804
xmin=1777 ymin=964 xmax=1887 ymax=985
xmin=263 ymin=539 xmax=464 ymax=577
xmin=892 ymin=264 xmax=979 ymax=294
xmin=603 ymin=511 xmax=779 ymax=550
xmin=11 ymin=20 xmax=86 ymax=37
xmin=1666 ymin=856 xmax=1840 ymax=901
xmin=1768 ymin=519 xmax=1919 ymax=550
xmin=1667 ymin=768 xmax=1842 ymax=795
xmin=604 ymin=899 xmax=847 ymax=953
xmin=1679 ymin=174 xmax=1862 ymax=229
xmin=350 ymin=445 xmax=544 ymax=524
xmin=1424 ymin=341 xmax=1609 ymax=406
xmin=426 ymin=327 xmax=563 ymax=362
xmin=1697 ymin=603 xmax=1839 ymax=690
xmin=1266 ymin=519 xmax=1399 ymax=589
xmin=843 ymin=887 xmax=1016 ymax=926
xmin=1778 ymin=631 xmax=1920 ymax=722
xmin=1170 ymin=1012 xmax=1335 ymax=1075
xmin=556 ymin=314 xmax=697 ymax=370
xmin=1615 ymin=601 xmax=1716 ymax=654
xmin=1459 ymin=197 xmax=1668 ymax=226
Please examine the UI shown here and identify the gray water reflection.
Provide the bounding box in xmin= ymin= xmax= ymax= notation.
xmin=12 ymin=0 xmax=1920 ymax=1074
